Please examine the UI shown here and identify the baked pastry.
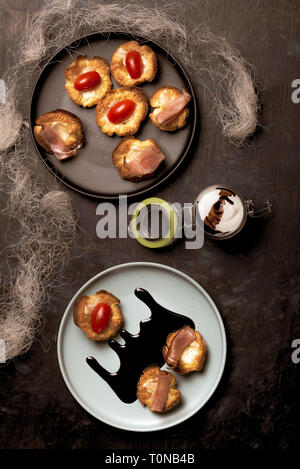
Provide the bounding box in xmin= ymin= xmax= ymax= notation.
xmin=162 ymin=326 xmax=206 ymax=375
xmin=137 ymin=366 xmax=181 ymax=413
xmin=33 ymin=109 xmax=84 ymax=160
xmin=73 ymin=290 xmax=123 ymax=341
xmin=64 ymin=55 xmax=112 ymax=107
xmin=111 ymin=40 xmax=158 ymax=87
xmin=112 ymin=136 xmax=165 ymax=181
xmin=96 ymin=86 xmax=148 ymax=136
xmin=150 ymin=87 xmax=191 ymax=131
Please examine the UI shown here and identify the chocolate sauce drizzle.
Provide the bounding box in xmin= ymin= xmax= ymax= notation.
xmin=86 ymin=288 xmax=194 ymax=403
xmin=204 ymin=188 xmax=234 ymax=233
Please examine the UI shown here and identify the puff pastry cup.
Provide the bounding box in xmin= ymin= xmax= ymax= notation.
xmin=111 ymin=40 xmax=158 ymax=87
xmin=163 ymin=327 xmax=207 ymax=375
xmin=65 ymin=55 xmax=112 ymax=107
xmin=73 ymin=290 xmax=123 ymax=341
xmin=96 ymin=86 xmax=148 ymax=136
xmin=149 ymin=86 xmax=190 ymax=131
xmin=137 ymin=366 xmax=181 ymax=413
xmin=33 ymin=109 xmax=84 ymax=160
xmin=112 ymin=136 xmax=165 ymax=181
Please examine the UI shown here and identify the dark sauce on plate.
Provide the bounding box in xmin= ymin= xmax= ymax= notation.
xmin=86 ymin=288 xmax=194 ymax=403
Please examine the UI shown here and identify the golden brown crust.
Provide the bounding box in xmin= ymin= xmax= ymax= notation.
xmin=112 ymin=136 xmax=163 ymax=181
xmin=65 ymin=55 xmax=112 ymax=108
xmin=96 ymin=86 xmax=148 ymax=136
xmin=33 ymin=109 xmax=84 ymax=155
xmin=73 ymin=290 xmax=123 ymax=341
xmin=162 ymin=328 xmax=207 ymax=375
xmin=137 ymin=366 xmax=181 ymax=413
xmin=149 ymin=86 xmax=189 ymax=131
xmin=111 ymin=41 xmax=158 ymax=87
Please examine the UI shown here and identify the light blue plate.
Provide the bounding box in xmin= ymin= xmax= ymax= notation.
xmin=57 ymin=262 xmax=227 ymax=432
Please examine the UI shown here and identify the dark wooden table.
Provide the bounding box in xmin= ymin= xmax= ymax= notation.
xmin=0 ymin=0 xmax=299 ymax=449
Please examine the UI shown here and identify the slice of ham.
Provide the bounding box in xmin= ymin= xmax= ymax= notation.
xmin=151 ymin=373 xmax=170 ymax=412
xmin=124 ymin=145 xmax=165 ymax=179
xmin=40 ymin=125 xmax=78 ymax=161
xmin=165 ymin=326 xmax=195 ymax=368
xmin=156 ymin=90 xmax=191 ymax=126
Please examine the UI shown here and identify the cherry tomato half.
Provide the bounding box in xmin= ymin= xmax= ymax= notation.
xmin=107 ymin=99 xmax=136 ymax=124
xmin=74 ymin=71 xmax=101 ymax=91
xmin=91 ymin=303 xmax=111 ymax=333
xmin=125 ymin=50 xmax=143 ymax=79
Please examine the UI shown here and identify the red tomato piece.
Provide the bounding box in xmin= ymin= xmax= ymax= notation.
xmin=91 ymin=303 xmax=111 ymax=333
xmin=125 ymin=50 xmax=143 ymax=79
xmin=107 ymin=99 xmax=136 ymax=124
xmin=74 ymin=71 xmax=101 ymax=91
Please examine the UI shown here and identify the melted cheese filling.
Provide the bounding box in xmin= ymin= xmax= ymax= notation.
xmin=142 ymin=378 xmax=158 ymax=399
xmin=180 ymin=339 xmax=200 ymax=365
xmin=84 ymin=297 xmax=100 ymax=316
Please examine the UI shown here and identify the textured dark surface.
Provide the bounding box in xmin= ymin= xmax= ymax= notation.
xmin=0 ymin=0 xmax=299 ymax=449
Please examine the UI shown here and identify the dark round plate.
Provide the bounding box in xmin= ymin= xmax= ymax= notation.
xmin=30 ymin=33 xmax=197 ymax=200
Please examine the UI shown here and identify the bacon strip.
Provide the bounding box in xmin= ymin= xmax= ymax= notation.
xmin=156 ymin=90 xmax=191 ymax=126
xmin=165 ymin=326 xmax=195 ymax=368
xmin=124 ymin=145 xmax=165 ymax=179
xmin=40 ymin=125 xmax=77 ymax=161
xmin=151 ymin=373 xmax=170 ymax=412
